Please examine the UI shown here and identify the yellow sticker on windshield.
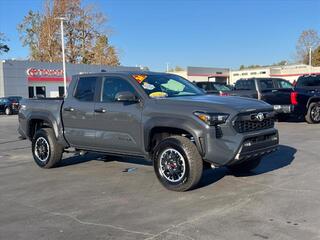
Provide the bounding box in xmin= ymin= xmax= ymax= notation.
xmin=149 ymin=92 xmax=168 ymax=98
xmin=132 ymin=74 xmax=147 ymax=83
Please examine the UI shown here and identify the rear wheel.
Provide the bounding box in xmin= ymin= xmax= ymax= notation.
xmin=306 ymin=102 xmax=320 ymax=124
xmin=5 ymin=107 xmax=12 ymax=115
xmin=153 ymin=136 xmax=203 ymax=191
xmin=228 ymin=157 xmax=262 ymax=173
xmin=32 ymin=128 xmax=63 ymax=168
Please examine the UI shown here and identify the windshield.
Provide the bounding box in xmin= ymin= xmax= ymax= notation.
xmin=135 ymin=74 xmax=204 ymax=98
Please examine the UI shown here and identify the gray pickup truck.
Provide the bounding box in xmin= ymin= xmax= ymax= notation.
xmin=19 ymin=71 xmax=279 ymax=191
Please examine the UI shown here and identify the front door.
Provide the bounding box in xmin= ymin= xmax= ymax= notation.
xmin=94 ymin=76 xmax=143 ymax=154
xmin=62 ymin=76 xmax=99 ymax=149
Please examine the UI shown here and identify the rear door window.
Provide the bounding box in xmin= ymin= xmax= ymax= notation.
xmin=74 ymin=77 xmax=97 ymax=101
xmin=235 ymin=80 xmax=255 ymax=90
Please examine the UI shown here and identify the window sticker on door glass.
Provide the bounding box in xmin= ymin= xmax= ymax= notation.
xmin=149 ymin=92 xmax=168 ymax=98
xmin=142 ymin=82 xmax=155 ymax=90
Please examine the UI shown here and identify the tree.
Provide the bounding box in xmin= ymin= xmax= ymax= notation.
xmin=17 ymin=0 xmax=119 ymax=65
xmin=91 ymin=35 xmax=119 ymax=66
xmin=312 ymin=46 xmax=320 ymax=67
xmin=296 ymin=29 xmax=320 ymax=64
xmin=0 ymin=32 xmax=10 ymax=54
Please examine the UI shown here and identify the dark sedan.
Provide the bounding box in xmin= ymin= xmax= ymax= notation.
xmin=0 ymin=96 xmax=22 ymax=115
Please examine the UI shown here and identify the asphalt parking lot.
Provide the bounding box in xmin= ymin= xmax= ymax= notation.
xmin=0 ymin=115 xmax=319 ymax=240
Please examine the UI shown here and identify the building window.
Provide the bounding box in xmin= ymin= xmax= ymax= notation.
xmin=58 ymin=86 xmax=65 ymax=97
xmin=260 ymin=71 xmax=266 ymax=74
xmin=242 ymin=73 xmax=248 ymax=76
xmin=36 ymin=86 xmax=46 ymax=98
xmin=233 ymin=73 xmax=239 ymax=76
xmin=216 ymin=72 xmax=222 ymax=74
xmin=28 ymin=86 xmax=34 ymax=98
xmin=250 ymin=72 xmax=257 ymax=75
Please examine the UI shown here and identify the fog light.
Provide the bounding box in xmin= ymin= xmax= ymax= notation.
xmin=271 ymin=135 xmax=278 ymax=141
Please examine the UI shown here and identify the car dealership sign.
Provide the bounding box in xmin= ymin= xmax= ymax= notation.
xmin=27 ymin=68 xmax=70 ymax=82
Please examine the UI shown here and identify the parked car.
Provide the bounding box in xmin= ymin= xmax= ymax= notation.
xmin=291 ymin=74 xmax=320 ymax=123
xmin=0 ymin=97 xmax=21 ymax=115
xmin=195 ymin=81 xmax=232 ymax=96
xmin=19 ymin=72 xmax=278 ymax=191
xmin=231 ymin=78 xmax=294 ymax=116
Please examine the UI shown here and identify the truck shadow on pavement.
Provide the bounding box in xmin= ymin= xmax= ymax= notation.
xmin=198 ymin=145 xmax=296 ymax=189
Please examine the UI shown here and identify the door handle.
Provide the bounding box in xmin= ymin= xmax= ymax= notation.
xmin=94 ymin=108 xmax=107 ymax=113
xmin=64 ymin=107 xmax=74 ymax=112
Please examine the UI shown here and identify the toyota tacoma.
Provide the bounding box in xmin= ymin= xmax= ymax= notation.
xmin=18 ymin=72 xmax=279 ymax=191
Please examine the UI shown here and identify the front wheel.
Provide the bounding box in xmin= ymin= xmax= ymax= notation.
xmin=32 ymin=128 xmax=63 ymax=168
xmin=5 ymin=107 xmax=12 ymax=115
xmin=305 ymin=102 xmax=320 ymax=124
xmin=153 ymin=136 xmax=203 ymax=192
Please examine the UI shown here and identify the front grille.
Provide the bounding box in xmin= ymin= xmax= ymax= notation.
xmin=233 ymin=111 xmax=275 ymax=133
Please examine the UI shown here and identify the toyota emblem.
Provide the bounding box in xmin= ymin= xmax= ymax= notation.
xmin=256 ymin=112 xmax=265 ymax=121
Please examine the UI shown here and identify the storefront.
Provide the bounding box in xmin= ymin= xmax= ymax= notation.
xmin=0 ymin=60 xmax=139 ymax=98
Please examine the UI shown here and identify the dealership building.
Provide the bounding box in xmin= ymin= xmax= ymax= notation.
xmin=0 ymin=60 xmax=139 ymax=98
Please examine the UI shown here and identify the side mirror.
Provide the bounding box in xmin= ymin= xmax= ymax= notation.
xmin=115 ymin=91 xmax=139 ymax=102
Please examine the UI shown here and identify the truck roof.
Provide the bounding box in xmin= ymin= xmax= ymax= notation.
xmin=75 ymin=71 xmax=174 ymax=78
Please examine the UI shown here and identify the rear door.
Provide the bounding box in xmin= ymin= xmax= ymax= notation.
xmin=93 ymin=75 xmax=143 ymax=154
xmin=62 ymin=76 xmax=99 ymax=148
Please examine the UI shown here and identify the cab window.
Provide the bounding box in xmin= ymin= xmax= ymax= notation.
xmin=101 ymin=77 xmax=136 ymax=102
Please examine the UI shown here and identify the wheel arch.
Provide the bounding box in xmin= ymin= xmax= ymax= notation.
xmin=145 ymin=124 xmax=205 ymax=156
xmin=307 ymin=97 xmax=320 ymax=108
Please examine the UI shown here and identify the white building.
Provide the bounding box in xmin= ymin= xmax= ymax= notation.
xmin=230 ymin=64 xmax=320 ymax=84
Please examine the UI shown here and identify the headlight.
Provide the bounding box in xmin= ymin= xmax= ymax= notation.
xmin=194 ymin=111 xmax=229 ymax=126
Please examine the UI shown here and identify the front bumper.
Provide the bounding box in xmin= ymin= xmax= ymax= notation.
xmin=202 ymin=128 xmax=279 ymax=166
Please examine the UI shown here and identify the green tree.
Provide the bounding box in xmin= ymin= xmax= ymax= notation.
xmin=91 ymin=35 xmax=119 ymax=66
xmin=0 ymin=32 xmax=10 ymax=54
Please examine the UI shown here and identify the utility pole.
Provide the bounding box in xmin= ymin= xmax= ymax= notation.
xmin=56 ymin=17 xmax=67 ymax=97
xmin=309 ymin=47 xmax=312 ymax=74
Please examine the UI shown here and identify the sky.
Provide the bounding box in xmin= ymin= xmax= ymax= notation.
xmin=0 ymin=0 xmax=319 ymax=71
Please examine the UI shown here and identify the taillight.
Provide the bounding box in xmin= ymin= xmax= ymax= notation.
xmin=219 ymin=91 xmax=230 ymax=96
xmin=291 ymin=92 xmax=298 ymax=105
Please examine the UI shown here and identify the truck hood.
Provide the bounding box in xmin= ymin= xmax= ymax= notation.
xmin=154 ymin=95 xmax=272 ymax=113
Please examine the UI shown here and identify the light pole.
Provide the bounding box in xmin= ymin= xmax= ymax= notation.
xmin=309 ymin=47 xmax=312 ymax=74
xmin=56 ymin=17 xmax=67 ymax=97
xmin=166 ymin=62 xmax=170 ymax=72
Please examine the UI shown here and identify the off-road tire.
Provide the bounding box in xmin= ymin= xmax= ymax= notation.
xmin=228 ymin=157 xmax=262 ymax=173
xmin=153 ymin=136 xmax=203 ymax=192
xmin=32 ymin=128 xmax=63 ymax=168
xmin=305 ymin=102 xmax=320 ymax=124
